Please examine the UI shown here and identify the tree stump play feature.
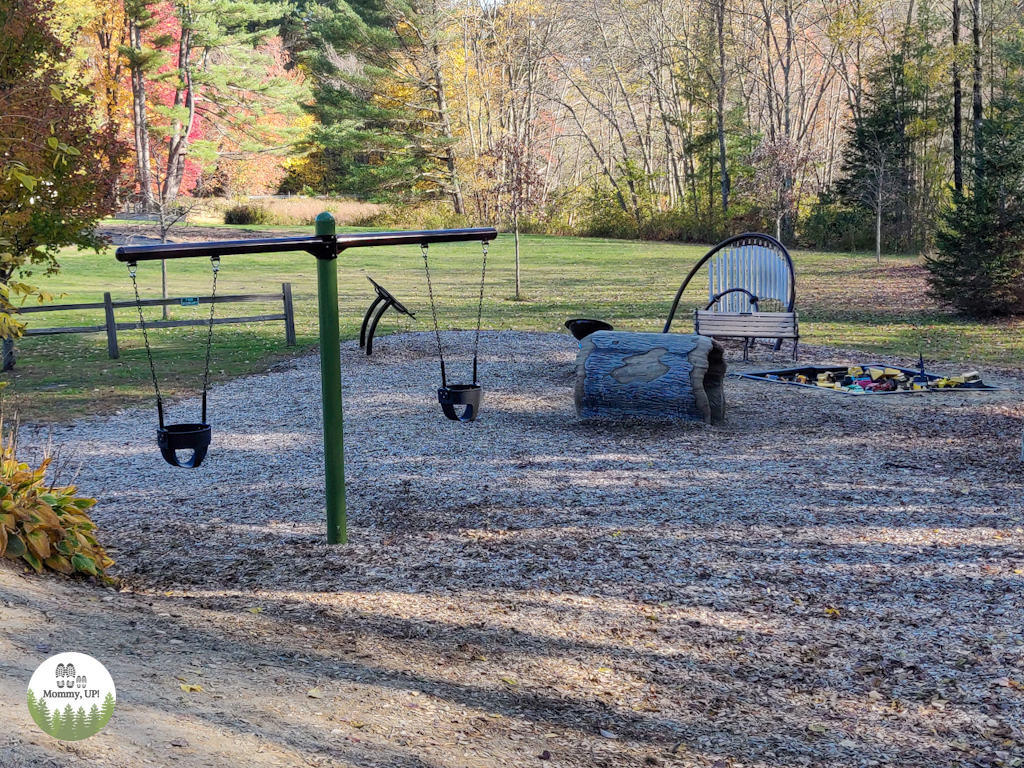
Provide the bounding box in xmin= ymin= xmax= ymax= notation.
xmin=574 ymin=332 xmax=726 ymax=425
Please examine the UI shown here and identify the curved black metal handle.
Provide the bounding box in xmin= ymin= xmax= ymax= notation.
xmin=704 ymin=288 xmax=760 ymax=311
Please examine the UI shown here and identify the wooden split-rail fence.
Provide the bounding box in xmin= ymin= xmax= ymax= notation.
xmin=2 ymin=283 xmax=296 ymax=369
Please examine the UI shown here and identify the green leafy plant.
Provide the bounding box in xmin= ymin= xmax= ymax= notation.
xmin=0 ymin=416 xmax=111 ymax=578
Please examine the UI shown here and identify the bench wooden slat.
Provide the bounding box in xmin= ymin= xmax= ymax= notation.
xmin=692 ymin=310 xmax=799 ymax=361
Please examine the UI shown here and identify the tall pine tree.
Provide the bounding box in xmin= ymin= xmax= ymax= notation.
xmin=299 ymin=0 xmax=464 ymax=208
xmin=834 ymin=53 xmax=918 ymax=259
xmin=927 ymin=44 xmax=1024 ymax=316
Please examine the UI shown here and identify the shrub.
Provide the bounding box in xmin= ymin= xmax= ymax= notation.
xmin=0 ymin=420 xmax=112 ymax=578
xmin=223 ymin=204 xmax=274 ymax=226
xmin=350 ymin=203 xmax=472 ymax=231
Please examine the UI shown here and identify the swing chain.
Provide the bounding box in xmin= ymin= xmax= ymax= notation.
xmin=201 ymin=255 xmax=219 ymax=422
xmin=129 ymin=261 xmax=163 ymax=424
xmin=421 ymin=243 xmax=447 ymax=388
xmin=472 ymin=240 xmax=488 ymax=385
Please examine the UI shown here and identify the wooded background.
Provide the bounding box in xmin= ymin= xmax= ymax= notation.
xmin=5 ymin=0 xmax=1024 ymax=253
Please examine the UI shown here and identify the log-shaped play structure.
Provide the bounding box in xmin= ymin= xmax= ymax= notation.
xmin=574 ymin=331 xmax=726 ymax=425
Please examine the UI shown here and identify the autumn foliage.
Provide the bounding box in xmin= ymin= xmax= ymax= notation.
xmin=0 ymin=0 xmax=124 ymax=335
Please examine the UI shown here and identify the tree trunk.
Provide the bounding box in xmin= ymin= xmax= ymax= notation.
xmin=161 ymin=260 xmax=168 ymax=319
xmin=162 ymin=28 xmax=195 ymax=204
xmin=716 ymin=0 xmax=730 ymax=214
xmin=971 ymin=0 xmax=983 ymax=171
xmin=952 ymin=0 xmax=963 ymax=194
xmin=574 ymin=332 xmax=726 ymax=425
xmin=128 ymin=21 xmax=154 ymax=209
xmin=514 ymin=213 xmax=521 ymax=300
xmin=876 ymin=196 xmax=882 ymax=264
xmin=430 ymin=40 xmax=465 ymax=215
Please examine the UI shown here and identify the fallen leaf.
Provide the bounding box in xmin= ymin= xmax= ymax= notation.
xmin=824 ymin=607 xmax=841 ymax=619
xmin=501 ymin=677 xmax=518 ymax=686
xmin=307 ymin=688 xmax=323 ymax=698
xmin=350 ymin=721 xmax=366 ymax=729
xmin=839 ymin=739 xmax=858 ymax=747
xmin=179 ymin=684 xmax=203 ymax=693
xmin=247 ymin=607 xmax=263 ymax=614
xmin=808 ymin=724 xmax=827 ymax=733
xmin=868 ymin=691 xmax=883 ymax=701
xmin=599 ymin=729 xmax=618 ymax=739
xmin=992 ymin=677 xmax=1012 ymax=688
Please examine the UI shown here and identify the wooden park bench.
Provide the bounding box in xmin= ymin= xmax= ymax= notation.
xmin=693 ymin=309 xmax=799 ymax=361
xmin=663 ymin=232 xmax=799 ymax=360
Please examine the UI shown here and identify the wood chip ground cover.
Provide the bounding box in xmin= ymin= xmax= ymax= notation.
xmin=1 ymin=331 xmax=1022 ymax=768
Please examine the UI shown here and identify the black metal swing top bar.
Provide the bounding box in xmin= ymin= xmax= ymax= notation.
xmin=114 ymin=228 xmax=497 ymax=262
xmin=114 ymin=220 xmax=497 ymax=546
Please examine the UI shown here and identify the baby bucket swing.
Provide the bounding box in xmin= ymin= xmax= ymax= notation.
xmin=127 ymin=255 xmax=220 ymax=468
xmin=420 ymin=239 xmax=488 ymax=422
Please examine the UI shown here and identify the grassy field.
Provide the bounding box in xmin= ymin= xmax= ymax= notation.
xmin=3 ymin=220 xmax=1022 ymax=421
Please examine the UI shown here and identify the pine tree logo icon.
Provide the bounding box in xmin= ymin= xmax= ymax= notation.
xmin=27 ymin=653 xmax=116 ymax=741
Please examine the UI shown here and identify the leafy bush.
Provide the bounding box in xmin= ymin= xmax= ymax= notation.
xmin=0 ymin=422 xmax=111 ymax=578
xmin=223 ymin=204 xmax=274 ymax=226
xmin=801 ymin=198 xmax=875 ymax=252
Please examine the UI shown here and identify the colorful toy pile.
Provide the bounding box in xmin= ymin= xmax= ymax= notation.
xmin=739 ymin=363 xmax=1001 ymax=395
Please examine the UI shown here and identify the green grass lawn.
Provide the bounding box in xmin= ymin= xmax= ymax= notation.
xmin=3 ymin=221 xmax=1021 ymax=421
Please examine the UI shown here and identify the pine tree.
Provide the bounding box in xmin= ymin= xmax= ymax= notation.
xmin=834 ymin=52 xmax=919 ymax=259
xmin=34 ymin=696 xmax=51 ymax=733
xmin=49 ymin=707 xmax=63 ymax=737
xmin=926 ymin=40 xmax=1024 ymax=316
xmin=87 ymin=703 xmax=101 ymax=737
xmin=300 ymin=0 xmax=464 ymax=207
xmin=61 ymin=704 xmax=76 ymax=740
xmin=27 ymin=689 xmax=41 ymax=728
xmin=98 ymin=692 xmax=116 ymax=730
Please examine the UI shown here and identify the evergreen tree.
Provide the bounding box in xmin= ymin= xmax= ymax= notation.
xmin=88 ymin=703 xmax=101 ymax=736
xmin=61 ymin=704 xmax=76 ymax=740
xmin=926 ymin=102 xmax=1024 ymax=314
xmin=98 ymin=692 xmax=116 ymax=729
xmin=299 ymin=0 xmax=464 ymax=207
xmin=834 ymin=52 xmax=918 ymax=258
xmin=27 ymin=689 xmax=42 ymax=729
xmin=49 ymin=707 xmax=63 ymax=737
xmin=37 ymin=697 xmax=51 ymax=732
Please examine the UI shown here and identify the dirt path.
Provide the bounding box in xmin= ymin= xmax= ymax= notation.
xmin=2 ymin=332 xmax=1023 ymax=768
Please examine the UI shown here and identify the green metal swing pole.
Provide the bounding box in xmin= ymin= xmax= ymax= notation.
xmin=314 ymin=212 xmax=347 ymax=544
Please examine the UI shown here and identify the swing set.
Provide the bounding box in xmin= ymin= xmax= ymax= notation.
xmin=115 ymin=213 xmax=497 ymax=544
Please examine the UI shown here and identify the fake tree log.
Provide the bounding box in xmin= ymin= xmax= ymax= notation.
xmin=574 ymin=332 xmax=726 ymax=425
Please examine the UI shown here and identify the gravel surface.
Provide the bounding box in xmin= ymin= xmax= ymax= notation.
xmin=3 ymin=331 xmax=1024 ymax=768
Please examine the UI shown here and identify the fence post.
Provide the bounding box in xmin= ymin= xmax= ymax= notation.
xmin=282 ymin=282 xmax=296 ymax=347
xmin=103 ymin=292 xmax=120 ymax=359
xmin=2 ymin=338 xmax=14 ymax=371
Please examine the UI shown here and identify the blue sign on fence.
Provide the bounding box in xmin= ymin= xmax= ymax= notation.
xmin=180 ymin=297 xmax=199 ymax=306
